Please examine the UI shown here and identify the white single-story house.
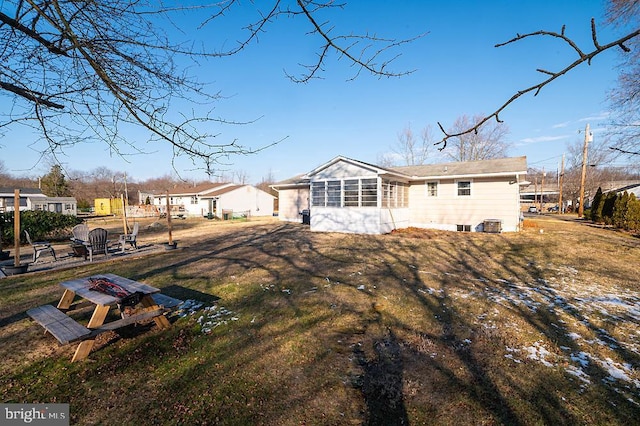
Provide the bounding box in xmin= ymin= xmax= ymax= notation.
xmin=272 ymin=156 xmax=528 ymax=234
xmin=603 ymin=181 xmax=640 ymax=198
xmin=148 ymin=183 xmax=275 ymax=218
xmin=0 ymin=188 xmax=77 ymax=215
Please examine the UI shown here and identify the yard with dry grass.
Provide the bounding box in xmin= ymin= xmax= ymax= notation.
xmin=1 ymin=215 xmax=639 ymax=425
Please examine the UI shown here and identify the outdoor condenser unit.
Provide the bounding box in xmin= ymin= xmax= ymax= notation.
xmin=483 ymin=219 xmax=502 ymax=233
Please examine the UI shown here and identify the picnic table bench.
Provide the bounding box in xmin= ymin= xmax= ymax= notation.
xmin=27 ymin=274 xmax=182 ymax=362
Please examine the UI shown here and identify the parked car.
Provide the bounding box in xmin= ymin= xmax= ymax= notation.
xmin=527 ymin=206 xmax=538 ymax=213
xmin=547 ymin=205 xmax=559 ymax=212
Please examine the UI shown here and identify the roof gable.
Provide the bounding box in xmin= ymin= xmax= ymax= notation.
xmin=307 ymin=156 xmax=410 ymax=180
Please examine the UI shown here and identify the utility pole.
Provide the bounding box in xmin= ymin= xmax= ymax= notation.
xmin=578 ymin=123 xmax=591 ymax=218
xmin=540 ymin=167 xmax=546 ymax=213
xmin=558 ymin=154 xmax=565 ymax=214
xmin=534 ymin=176 xmax=538 ymax=211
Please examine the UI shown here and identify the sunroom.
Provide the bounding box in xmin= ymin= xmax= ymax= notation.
xmin=307 ymin=157 xmax=411 ymax=234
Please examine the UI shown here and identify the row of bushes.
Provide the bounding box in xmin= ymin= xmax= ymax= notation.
xmin=589 ymin=188 xmax=640 ymax=231
xmin=0 ymin=211 xmax=83 ymax=247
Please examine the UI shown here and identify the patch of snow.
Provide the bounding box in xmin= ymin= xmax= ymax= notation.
xmin=570 ymin=352 xmax=590 ymax=367
xmin=197 ymin=305 xmax=237 ymax=334
xmin=565 ymin=365 xmax=591 ymax=384
xmin=524 ymin=342 xmax=555 ymax=367
xmin=567 ymin=332 xmax=582 ymax=341
xmin=598 ymin=358 xmax=640 ymax=388
xmin=504 ymin=354 xmax=521 ymax=363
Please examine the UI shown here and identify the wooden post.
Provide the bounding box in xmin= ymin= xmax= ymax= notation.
xmin=540 ymin=168 xmax=546 ymax=213
xmin=121 ymin=194 xmax=128 ymax=234
xmin=166 ymin=191 xmax=173 ymax=244
xmin=558 ymin=154 xmax=565 ymax=214
xmin=578 ymin=123 xmax=590 ymax=218
xmin=534 ymin=177 xmax=538 ymax=211
xmin=13 ymin=189 xmax=20 ymax=267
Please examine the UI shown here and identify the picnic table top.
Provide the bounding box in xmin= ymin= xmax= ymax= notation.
xmin=60 ymin=273 xmax=161 ymax=306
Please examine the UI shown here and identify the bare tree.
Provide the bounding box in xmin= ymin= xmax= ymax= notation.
xmin=435 ymin=4 xmax=640 ymax=151
xmin=606 ymin=1 xmax=640 ymax=157
xmin=443 ymin=114 xmax=511 ymax=162
xmin=257 ymin=169 xmax=278 ymax=196
xmin=392 ymin=125 xmax=434 ymax=166
xmin=0 ymin=1 xmax=418 ymax=173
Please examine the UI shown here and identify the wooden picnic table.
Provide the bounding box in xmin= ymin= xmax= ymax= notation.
xmin=27 ymin=273 xmax=173 ymax=362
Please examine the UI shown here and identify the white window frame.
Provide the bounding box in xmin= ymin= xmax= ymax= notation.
xmin=426 ymin=181 xmax=439 ymax=197
xmin=456 ymin=179 xmax=472 ymax=197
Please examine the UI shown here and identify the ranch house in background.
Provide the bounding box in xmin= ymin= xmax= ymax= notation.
xmin=272 ymin=156 xmax=528 ymax=234
xmin=0 ymin=188 xmax=77 ymax=215
xmin=139 ymin=183 xmax=275 ymax=219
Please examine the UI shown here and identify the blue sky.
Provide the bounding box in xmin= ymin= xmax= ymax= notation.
xmin=1 ymin=1 xmax=632 ymax=183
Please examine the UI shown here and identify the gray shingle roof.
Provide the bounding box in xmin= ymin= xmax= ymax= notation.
xmin=390 ymin=156 xmax=527 ymax=178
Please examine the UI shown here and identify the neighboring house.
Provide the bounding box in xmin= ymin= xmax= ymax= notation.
xmin=151 ymin=183 xmax=275 ymax=218
xmin=520 ymin=183 xmax=559 ymax=210
xmin=0 ymin=188 xmax=77 ymax=215
xmin=601 ymin=181 xmax=640 ymax=198
xmin=272 ymin=156 xmax=528 ymax=234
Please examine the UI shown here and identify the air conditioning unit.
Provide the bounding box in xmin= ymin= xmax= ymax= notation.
xmin=483 ymin=219 xmax=502 ymax=233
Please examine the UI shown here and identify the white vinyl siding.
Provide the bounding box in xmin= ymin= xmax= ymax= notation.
xmin=277 ymin=187 xmax=310 ymax=222
xmin=409 ymin=177 xmax=520 ymax=232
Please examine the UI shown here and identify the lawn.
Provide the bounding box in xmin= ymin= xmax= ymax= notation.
xmin=1 ymin=216 xmax=639 ymax=425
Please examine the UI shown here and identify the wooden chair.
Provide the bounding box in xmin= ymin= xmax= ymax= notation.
xmin=71 ymin=223 xmax=89 ymax=244
xmin=84 ymin=228 xmax=109 ymax=262
xmin=24 ymin=230 xmax=56 ymax=263
xmin=118 ymin=222 xmax=139 ymax=252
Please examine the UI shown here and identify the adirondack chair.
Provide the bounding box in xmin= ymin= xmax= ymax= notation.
xmin=24 ymin=230 xmax=56 ymax=263
xmin=84 ymin=228 xmax=109 ymax=262
xmin=71 ymin=223 xmax=89 ymax=244
xmin=118 ymin=222 xmax=139 ymax=253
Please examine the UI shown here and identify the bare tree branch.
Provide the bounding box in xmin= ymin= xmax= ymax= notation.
xmin=0 ymin=0 xmax=421 ymax=173
xmin=435 ymin=19 xmax=640 ymax=151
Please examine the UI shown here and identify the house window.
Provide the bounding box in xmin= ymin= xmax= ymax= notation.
xmin=383 ymin=181 xmax=409 ymax=208
xmin=312 ymin=178 xmax=379 ymax=207
xmin=457 ymin=181 xmax=471 ymax=196
xmin=457 ymin=224 xmax=471 ymax=232
xmin=402 ymin=183 xmax=409 ymax=206
xmin=311 ymin=182 xmax=325 ymax=207
xmin=326 ymin=181 xmax=341 ymax=207
xmin=190 ymin=196 xmax=198 ymax=204
xmin=65 ymin=204 xmax=72 ymax=210
xmin=427 ymin=182 xmax=438 ymax=197
xmin=382 ymin=181 xmax=395 ymax=208
xmin=344 ymin=180 xmax=359 ymax=207
xmin=361 ymin=179 xmax=378 ymax=207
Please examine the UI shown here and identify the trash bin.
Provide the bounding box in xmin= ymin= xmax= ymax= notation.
xmin=301 ymin=209 xmax=310 ymax=225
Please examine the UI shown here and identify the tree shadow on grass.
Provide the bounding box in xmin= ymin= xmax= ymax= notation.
xmin=352 ymin=326 xmax=409 ymax=426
